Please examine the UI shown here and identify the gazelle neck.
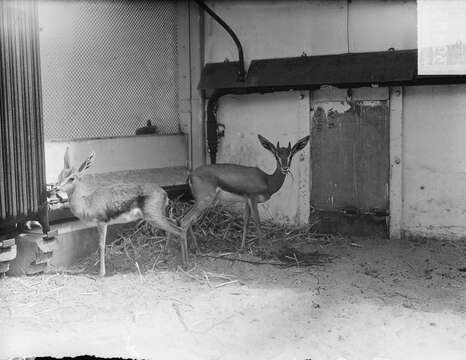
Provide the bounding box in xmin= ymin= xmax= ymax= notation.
xmin=266 ymin=158 xmax=286 ymax=195
xmin=66 ymin=181 xmax=89 ymax=200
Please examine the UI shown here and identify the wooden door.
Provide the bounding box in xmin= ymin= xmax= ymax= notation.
xmin=310 ymin=87 xmax=389 ymax=236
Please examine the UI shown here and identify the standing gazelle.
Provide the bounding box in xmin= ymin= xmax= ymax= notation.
xmin=180 ymin=134 xmax=310 ymax=257
xmin=56 ymin=149 xmax=186 ymax=276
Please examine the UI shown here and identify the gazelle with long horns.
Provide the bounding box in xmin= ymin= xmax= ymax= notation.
xmin=180 ymin=134 xmax=310 ymax=257
xmin=55 ymin=149 xmax=186 ymax=276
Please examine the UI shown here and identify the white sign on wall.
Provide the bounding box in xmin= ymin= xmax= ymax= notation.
xmin=418 ymin=0 xmax=466 ymax=75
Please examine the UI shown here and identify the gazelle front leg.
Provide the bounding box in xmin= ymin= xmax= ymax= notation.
xmin=249 ymin=198 xmax=264 ymax=247
xmin=188 ymin=226 xmax=200 ymax=252
xmin=241 ymin=199 xmax=251 ymax=250
xmin=96 ymin=222 xmax=107 ymax=276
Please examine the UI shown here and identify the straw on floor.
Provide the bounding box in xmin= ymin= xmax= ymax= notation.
xmin=69 ymin=199 xmax=334 ymax=275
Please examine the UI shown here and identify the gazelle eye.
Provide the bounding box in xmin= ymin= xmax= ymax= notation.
xmin=67 ymin=176 xmax=75 ymax=182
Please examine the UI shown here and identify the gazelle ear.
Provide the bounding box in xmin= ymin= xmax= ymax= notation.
xmin=77 ymin=152 xmax=95 ymax=177
xmin=258 ymin=134 xmax=277 ymax=155
xmin=290 ymin=135 xmax=310 ymax=159
xmin=64 ymin=147 xmax=71 ymax=169
xmin=288 ymin=141 xmax=291 ymax=150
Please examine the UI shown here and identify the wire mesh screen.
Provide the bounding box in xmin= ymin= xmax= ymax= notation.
xmin=39 ymin=0 xmax=181 ymax=139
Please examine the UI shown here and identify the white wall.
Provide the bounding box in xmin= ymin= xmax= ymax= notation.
xmin=348 ymin=0 xmax=416 ymax=53
xmin=205 ymin=0 xmax=416 ymax=225
xmin=205 ymin=0 xmax=346 ymax=67
xmin=204 ymin=0 xmax=466 ymax=240
xmin=402 ymin=86 xmax=466 ymax=240
xmin=205 ymin=0 xmax=416 ymax=67
xmin=45 ymin=135 xmax=187 ymax=183
xmin=216 ymin=92 xmax=310 ymax=224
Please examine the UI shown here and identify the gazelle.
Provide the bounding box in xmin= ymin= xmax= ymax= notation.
xmin=56 ymin=149 xmax=186 ymax=276
xmin=180 ymin=134 xmax=310 ymax=258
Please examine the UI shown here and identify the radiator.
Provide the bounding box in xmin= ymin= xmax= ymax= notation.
xmin=0 ymin=0 xmax=48 ymax=231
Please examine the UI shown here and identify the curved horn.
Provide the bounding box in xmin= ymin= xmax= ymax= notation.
xmin=64 ymin=147 xmax=71 ymax=169
xmin=77 ymin=152 xmax=95 ymax=176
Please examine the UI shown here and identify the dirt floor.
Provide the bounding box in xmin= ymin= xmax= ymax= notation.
xmin=1 ymin=232 xmax=465 ymax=360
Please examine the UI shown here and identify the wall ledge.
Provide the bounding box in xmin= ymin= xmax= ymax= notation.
xmin=402 ymin=228 xmax=466 ymax=242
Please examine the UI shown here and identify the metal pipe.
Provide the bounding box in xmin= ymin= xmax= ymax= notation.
xmin=194 ymin=1 xmax=247 ymax=163
xmin=206 ymin=90 xmax=223 ymax=164
xmin=194 ymin=0 xmax=246 ymax=81
xmin=206 ymin=88 xmax=271 ymax=164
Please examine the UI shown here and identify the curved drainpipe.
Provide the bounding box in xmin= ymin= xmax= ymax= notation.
xmin=194 ymin=0 xmax=245 ymax=81
xmin=194 ymin=0 xmax=246 ymax=164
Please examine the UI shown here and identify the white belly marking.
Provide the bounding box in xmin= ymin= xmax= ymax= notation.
xmin=108 ymin=208 xmax=144 ymax=224
xmin=216 ymin=188 xmax=245 ymax=203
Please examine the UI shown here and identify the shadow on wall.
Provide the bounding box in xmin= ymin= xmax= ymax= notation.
xmin=219 ymin=140 xmax=263 ymax=167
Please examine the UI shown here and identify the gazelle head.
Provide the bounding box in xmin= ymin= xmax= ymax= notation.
xmin=56 ymin=148 xmax=95 ymax=193
xmin=258 ymin=134 xmax=310 ymax=175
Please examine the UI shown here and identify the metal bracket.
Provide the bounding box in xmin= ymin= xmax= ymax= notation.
xmin=217 ymin=123 xmax=225 ymax=138
xmin=341 ymin=207 xmax=360 ymax=217
xmin=342 ymin=207 xmax=389 ymax=219
xmin=317 ymin=206 xmax=389 ymax=219
xmin=367 ymin=208 xmax=389 ymax=222
xmin=368 ymin=208 xmax=389 ymax=217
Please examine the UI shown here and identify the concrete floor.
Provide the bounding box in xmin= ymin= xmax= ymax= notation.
xmin=1 ymin=235 xmax=465 ymax=360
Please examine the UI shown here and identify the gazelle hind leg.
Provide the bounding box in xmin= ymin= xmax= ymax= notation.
xmin=180 ymin=188 xmax=216 ymax=253
xmin=148 ymin=215 xmax=187 ymax=265
xmin=96 ymin=222 xmax=107 ymax=276
xmin=164 ymin=232 xmax=174 ymax=255
xmin=180 ymin=175 xmax=217 ymax=229
xmin=180 ymin=197 xmax=213 ymax=252
xmin=143 ymin=190 xmax=187 ymax=265
xmin=188 ymin=226 xmax=200 ymax=252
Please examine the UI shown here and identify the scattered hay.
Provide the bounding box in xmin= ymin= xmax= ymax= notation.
xmin=168 ymin=199 xmax=328 ymax=253
xmin=72 ymin=199 xmax=336 ymax=274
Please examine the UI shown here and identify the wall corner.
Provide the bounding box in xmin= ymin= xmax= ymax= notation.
xmin=389 ymin=86 xmax=403 ymax=240
xmin=296 ymin=91 xmax=311 ymax=225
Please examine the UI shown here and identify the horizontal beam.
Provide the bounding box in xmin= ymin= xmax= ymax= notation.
xmin=199 ymin=49 xmax=466 ymax=93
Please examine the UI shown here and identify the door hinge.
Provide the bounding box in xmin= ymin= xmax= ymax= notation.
xmin=342 ymin=207 xmax=389 ymax=218
xmin=366 ymin=208 xmax=389 ymax=218
xmin=341 ymin=206 xmax=360 ymax=217
xmin=316 ymin=206 xmax=389 ymax=219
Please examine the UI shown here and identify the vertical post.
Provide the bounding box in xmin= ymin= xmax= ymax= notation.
xmin=0 ymin=0 xmax=47 ymax=231
xmin=177 ymin=0 xmax=205 ymax=171
xmin=189 ymin=0 xmax=205 ymax=169
xmin=176 ymin=1 xmax=192 ymax=168
xmin=296 ymin=91 xmax=311 ymax=225
xmin=389 ymin=86 xmax=403 ymax=240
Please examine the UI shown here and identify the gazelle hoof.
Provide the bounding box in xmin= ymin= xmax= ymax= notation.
xmin=99 ymin=266 xmax=106 ymax=277
xmin=24 ymin=220 xmax=43 ymax=231
xmin=238 ymin=246 xmax=248 ymax=254
xmin=178 ymin=260 xmax=190 ymax=271
xmin=254 ymin=240 xmax=274 ymax=258
xmin=189 ymin=243 xmax=201 ymax=253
